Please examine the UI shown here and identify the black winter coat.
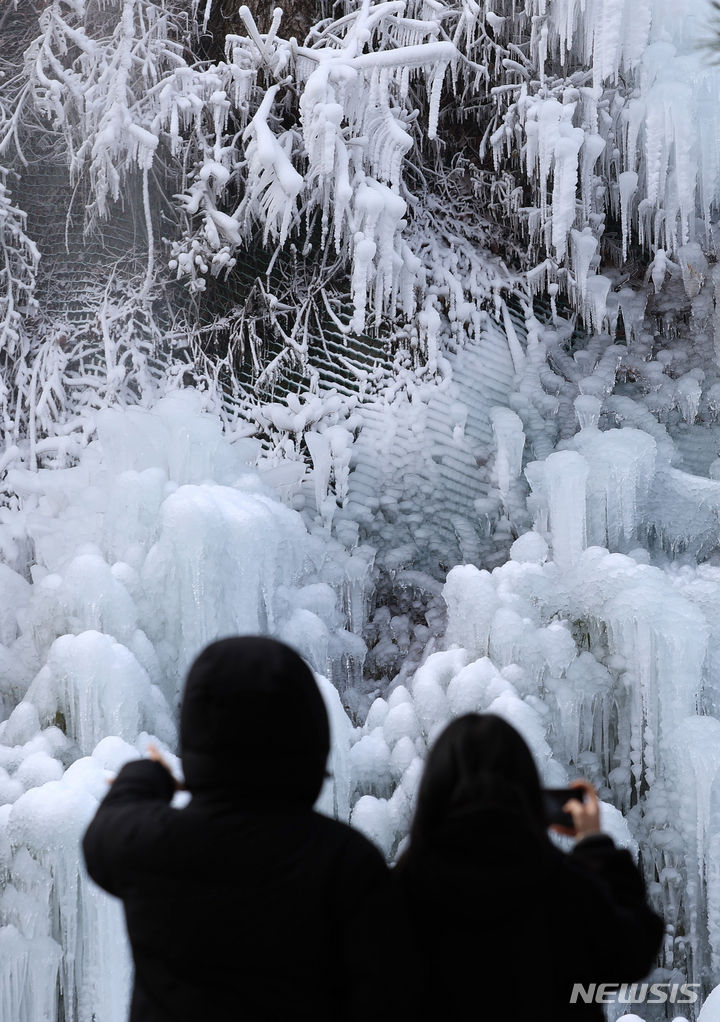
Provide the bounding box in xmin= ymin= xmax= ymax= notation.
xmin=83 ymin=760 xmax=390 ymax=1022
xmin=83 ymin=637 xmax=394 ymax=1022
xmin=394 ymin=803 xmax=664 ymax=1021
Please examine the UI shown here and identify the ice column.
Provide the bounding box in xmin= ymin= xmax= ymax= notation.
xmin=676 ymin=373 xmax=703 ymax=426
xmin=574 ymin=395 xmax=602 ymax=430
xmin=605 ymin=585 xmax=707 ymax=791
xmin=3 ymin=770 xmax=132 ymax=1022
xmin=668 ymin=716 xmax=720 ymax=988
xmin=443 ymin=565 xmax=499 ymax=657
xmin=542 ymin=450 xmax=588 ymax=569
xmin=712 ymin=262 xmax=720 ymax=364
xmin=572 ymin=428 xmax=657 ymax=549
xmin=0 ymin=926 xmax=61 ymax=1022
xmin=490 ymin=406 xmax=525 ymax=502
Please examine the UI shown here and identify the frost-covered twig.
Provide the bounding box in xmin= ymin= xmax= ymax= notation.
xmin=0 ymin=174 xmax=39 ymax=356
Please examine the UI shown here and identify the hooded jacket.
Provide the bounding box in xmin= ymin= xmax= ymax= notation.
xmin=83 ymin=637 xmax=391 ymax=1022
xmin=394 ymin=801 xmax=664 ymax=1021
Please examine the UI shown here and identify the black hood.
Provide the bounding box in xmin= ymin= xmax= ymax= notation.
xmin=180 ymin=636 xmax=330 ymax=805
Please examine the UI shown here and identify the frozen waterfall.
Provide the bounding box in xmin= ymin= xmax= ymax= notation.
xmin=0 ymin=392 xmax=372 ymax=1022
xmin=5 ymin=378 xmax=720 ymax=1021
xmin=6 ymin=0 xmax=720 ymax=1019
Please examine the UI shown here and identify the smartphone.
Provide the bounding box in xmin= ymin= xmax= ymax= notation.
xmin=543 ymin=787 xmax=585 ymax=829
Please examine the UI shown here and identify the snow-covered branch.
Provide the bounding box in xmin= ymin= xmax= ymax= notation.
xmin=0 ymin=175 xmax=39 ymax=356
xmin=14 ymin=0 xmax=189 ymax=228
xmin=170 ymin=3 xmax=459 ymax=332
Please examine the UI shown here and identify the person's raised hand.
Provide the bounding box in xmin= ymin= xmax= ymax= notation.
xmin=549 ymin=779 xmax=602 ymax=839
xmin=566 ymin=779 xmax=601 ymax=839
xmin=106 ymin=744 xmax=181 ymax=788
xmin=146 ymin=743 xmax=169 ymax=768
xmin=146 ymin=743 xmax=182 ymax=790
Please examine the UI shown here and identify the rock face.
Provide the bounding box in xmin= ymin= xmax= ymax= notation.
xmin=203 ymin=0 xmax=319 ymax=54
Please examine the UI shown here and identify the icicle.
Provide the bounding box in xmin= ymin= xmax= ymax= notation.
xmin=618 ymin=170 xmax=638 ymax=262
xmin=570 ymin=227 xmax=599 ymax=301
xmin=574 ymin=394 xmax=602 ymax=430
xmin=500 ymin=300 xmax=526 ymax=373
xmin=584 ymin=274 xmax=611 ymax=334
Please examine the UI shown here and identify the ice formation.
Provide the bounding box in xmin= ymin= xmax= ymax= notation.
xmin=0 ymin=392 xmax=372 ymax=1022
xmin=5 ymin=0 xmax=720 ymax=1020
xmin=7 ymin=374 xmax=720 ymax=1020
xmin=489 ymin=0 xmax=720 ymax=338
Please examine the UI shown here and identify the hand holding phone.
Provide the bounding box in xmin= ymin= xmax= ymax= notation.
xmin=544 ymin=780 xmax=601 ymax=839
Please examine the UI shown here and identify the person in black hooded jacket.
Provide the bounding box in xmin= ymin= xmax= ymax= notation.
xmin=394 ymin=713 xmax=664 ymax=1021
xmin=83 ymin=636 xmax=392 ymax=1022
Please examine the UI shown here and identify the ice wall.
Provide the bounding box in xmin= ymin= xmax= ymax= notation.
xmin=0 ymin=391 xmax=371 ymax=1022
xmin=347 ymin=405 xmax=720 ymax=1012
